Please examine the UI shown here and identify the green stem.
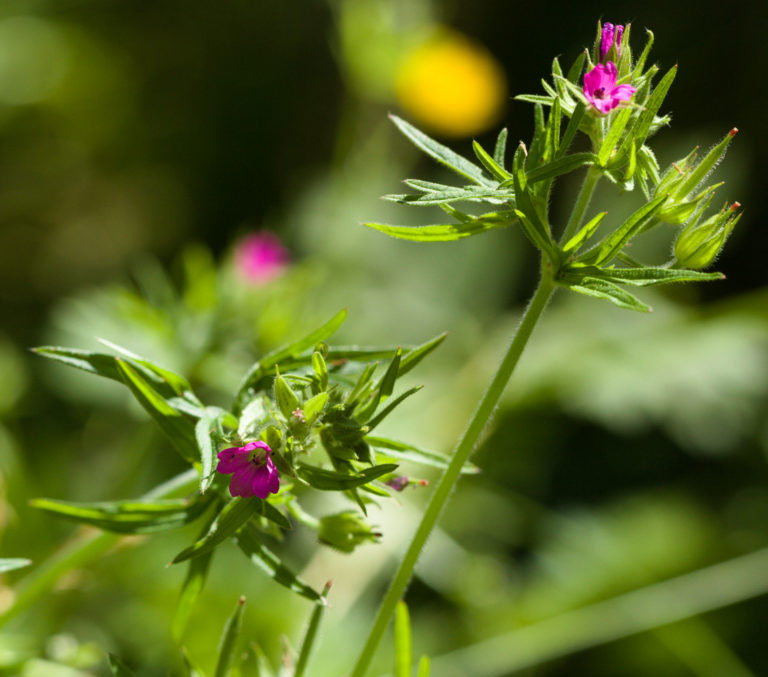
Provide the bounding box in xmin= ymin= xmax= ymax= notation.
xmin=349 ymin=271 xmax=556 ymax=677
xmin=560 ymin=166 xmax=601 ymax=245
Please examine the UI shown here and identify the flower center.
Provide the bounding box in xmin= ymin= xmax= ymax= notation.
xmin=248 ymin=452 xmax=265 ymax=466
xmin=593 ymin=87 xmax=606 ymax=99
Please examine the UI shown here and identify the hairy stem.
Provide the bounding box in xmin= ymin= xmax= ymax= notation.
xmin=560 ymin=165 xmax=601 ymax=244
xmin=349 ymin=270 xmax=556 ymax=677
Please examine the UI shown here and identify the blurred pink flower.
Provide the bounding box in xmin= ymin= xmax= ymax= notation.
xmin=583 ymin=62 xmax=635 ymax=113
xmin=600 ymin=22 xmax=624 ymax=62
xmin=234 ymin=231 xmax=289 ymax=282
xmin=216 ymin=440 xmax=279 ymax=498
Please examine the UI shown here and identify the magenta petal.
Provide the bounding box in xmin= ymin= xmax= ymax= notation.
xmin=230 ymin=465 xmax=259 ymax=497
xmin=266 ymin=466 xmax=280 ymax=495
xmin=600 ymin=23 xmax=615 ymax=62
xmin=612 ymin=84 xmax=636 ymax=102
xmin=217 ymin=447 xmax=251 ymax=474
xmin=250 ymin=465 xmax=272 ymax=499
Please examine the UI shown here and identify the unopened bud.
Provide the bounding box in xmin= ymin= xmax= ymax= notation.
xmin=675 ymin=202 xmax=741 ymax=269
xmin=318 ymin=512 xmax=380 ymax=553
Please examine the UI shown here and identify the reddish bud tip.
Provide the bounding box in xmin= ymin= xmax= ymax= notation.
xmin=418 ymin=480 xmax=429 ymax=486
xmin=730 ymin=201 xmax=741 ymax=210
xmin=729 ymin=127 xmax=739 ymax=137
xmin=239 ymin=596 xmax=246 ymax=605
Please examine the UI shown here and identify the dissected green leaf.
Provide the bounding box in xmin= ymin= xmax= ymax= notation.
xmin=598 ymin=107 xmax=633 ymax=167
xmin=364 ymin=213 xmax=514 ymax=242
xmin=365 ymin=436 xmax=479 ymax=474
xmin=235 ymin=524 xmax=322 ymax=602
xmin=30 ymin=495 xmax=211 ymax=534
xmin=116 ymin=359 xmax=199 ymax=462
xmin=556 ymin=101 xmax=586 ymax=160
xmin=397 ymin=332 xmax=447 ymax=378
xmin=472 ymin=140 xmax=511 ymax=181
xmin=389 ymin=115 xmax=490 ymax=185
xmin=567 ymin=277 xmax=652 ymax=312
xmin=172 ymin=497 xmax=261 ymax=564
xmin=562 ymin=212 xmax=608 ymax=254
xmin=525 ymin=153 xmax=598 ymax=185
xmin=383 ymin=186 xmax=514 ymax=206
xmin=297 ymin=463 xmax=398 ymax=491
xmin=585 ymin=266 xmax=724 ymax=287
xmin=366 ymin=386 xmax=423 ymax=431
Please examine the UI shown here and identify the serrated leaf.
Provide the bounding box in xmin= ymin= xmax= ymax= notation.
xmin=390 ymin=115 xmax=491 ymax=185
xmin=0 ymin=558 xmax=32 ymax=573
xmin=567 ymin=277 xmax=652 ymax=312
xmin=235 ymin=523 xmax=322 ymax=602
xmin=297 ymin=463 xmax=398 ymax=491
xmin=365 ymin=436 xmax=479 ymax=474
xmin=30 ymin=496 xmax=211 ymax=534
xmin=215 ymin=597 xmax=246 ymax=677
xmin=172 ymin=497 xmax=261 ymax=564
xmin=116 ymin=359 xmax=199 ymax=462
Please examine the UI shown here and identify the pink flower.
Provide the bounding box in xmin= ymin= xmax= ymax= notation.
xmin=234 ymin=231 xmax=289 ymax=283
xmin=583 ymin=62 xmax=636 ymax=114
xmin=600 ymin=22 xmax=624 ymax=63
xmin=216 ymin=441 xmax=280 ymax=498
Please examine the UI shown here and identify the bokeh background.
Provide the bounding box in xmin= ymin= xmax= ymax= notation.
xmin=2 ymin=0 xmax=768 ymax=675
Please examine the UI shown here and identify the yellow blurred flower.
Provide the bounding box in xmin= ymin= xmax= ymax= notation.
xmin=395 ymin=29 xmax=507 ymax=138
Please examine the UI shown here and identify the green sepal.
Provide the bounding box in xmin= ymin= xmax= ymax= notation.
xmin=311 ymin=351 xmax=328 ymax=391
xmin=296 ymin=463 xmax=398 ymax=491
xmin=353 ymin=348 xmax=401 ymax=422
xmin=674 ymin=130 xmax=737 ymax=200
xmin=116 ymin=359 xmax=199 ymax=463
xmin=171 ymin=497 xmax=261 ymax=564
xmin=214 ymin=596 xmax=246 ymax=677
xmin=274 ymin=370 xmax=301 ymax=420
xmin=235 ymin=523 xmax=323 ymax=602
xmin=472 ymin=140 xmax=511 ymax=181
xmin=303 ymin=392 xmax=328 ymax=425
xmin=389 ymin=114 xmax=490 ymax=186
xmin=365 ymin=435 xmax=479 ymax=474
xmin=566 ymin=277 xmax=652 ymax=312
xmin=234 ymin=309 xmax=347 ymax=412
xmin=30 ymin=495 xmax=212 ymax=534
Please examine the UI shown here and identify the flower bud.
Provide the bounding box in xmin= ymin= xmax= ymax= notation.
xmin=675 ymin=202 xmax=741 ymax=269
xmin=318 ymin=511 xmax=381 ymax=553
xmin=599 ymin=22 xmax=625 ymax=63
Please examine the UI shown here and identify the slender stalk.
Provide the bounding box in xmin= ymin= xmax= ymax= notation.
xmin=349 ymin=271 xmax=556 ymax=677
xmin=560 ymin=166 xmax=601 ymax=244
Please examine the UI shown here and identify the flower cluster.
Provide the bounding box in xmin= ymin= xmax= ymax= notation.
xmin=583 ymin=22 xmax=635 ymax=114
